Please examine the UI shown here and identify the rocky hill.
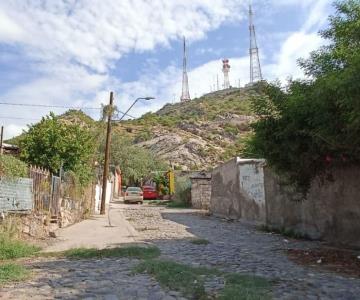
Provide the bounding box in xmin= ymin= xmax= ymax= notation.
xmin=114 ymin=86 xmax=258 ymax=170
xmin=7 ymin=86 xmax=258 ymax=171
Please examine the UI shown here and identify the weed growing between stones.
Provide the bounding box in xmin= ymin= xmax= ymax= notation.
xmin=257 ymin=225 xmax=311 ymax=240
xmin=58 ymin=246 xmax=161 ymax=260
xmin=218 ymin=273 xmax=271 ymax=300
xmin=0 ymin=263 xmax=29 ymax=284
xmin=0 ymin=234 xmax=40 ymax=260
xmin=190 ymin=238 xmax=210 ymax=245
xmin=133 ymin=259 xmax=272 ymax=299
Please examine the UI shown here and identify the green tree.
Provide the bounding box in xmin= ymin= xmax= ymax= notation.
xmin=20 ymin=113 xmax=96 ymax=184
xmin=245 ymin=0 xmax=360 ymax=191
xmin=109 ymin=134 xmax=167 ymax=185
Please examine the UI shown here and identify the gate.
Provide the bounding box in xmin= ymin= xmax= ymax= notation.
xmin=30 ymin=166 xmax=51 ymax=212
xmin=50 ymin=176 xmax=61 ymax=216
xmin=29 ymin=166 xmax=62 ymax=218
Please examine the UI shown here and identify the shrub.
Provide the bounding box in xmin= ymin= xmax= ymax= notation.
xmin=173 ymin=176 xmax=191 ymax=205
xmin=0 ymin=156 xmax=28 ymax=178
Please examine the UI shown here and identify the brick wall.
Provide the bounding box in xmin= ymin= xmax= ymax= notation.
xmin=191 ymin=175 xmax=211 ymax=210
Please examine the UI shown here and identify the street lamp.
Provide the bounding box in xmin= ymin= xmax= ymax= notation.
xmin=118 ymin=97 xmax=155 ymax=121
xmin=100 ymin=94 xmax=155 ymax=215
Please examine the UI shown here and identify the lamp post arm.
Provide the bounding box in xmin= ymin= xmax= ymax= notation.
xmin=118 ymin=98 xmax=140 ymax=121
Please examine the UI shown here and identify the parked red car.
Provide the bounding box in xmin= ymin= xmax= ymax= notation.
xmin=142 ymin=186 xmax=158 ymax=200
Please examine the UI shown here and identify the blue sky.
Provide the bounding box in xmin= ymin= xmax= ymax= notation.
xmin=0 ymin=0 xmax=333 ymax=138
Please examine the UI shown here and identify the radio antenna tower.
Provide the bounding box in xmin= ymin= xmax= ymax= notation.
xmin=249 ymin=4 xmax=263 ymax=84
xmin=180 ymin=37 xmax=191 ymax=102
xmin=222 ymin=59 xmax=230 ymax=89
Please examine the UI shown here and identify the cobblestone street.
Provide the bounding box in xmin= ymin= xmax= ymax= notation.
xmin=1 ymin=203 xmax=360 ymax=299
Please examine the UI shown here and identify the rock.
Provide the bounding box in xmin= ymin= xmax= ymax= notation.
xmin=49 ymin=231 xmax=57 ymax=238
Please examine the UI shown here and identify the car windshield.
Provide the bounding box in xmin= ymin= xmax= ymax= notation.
xmin=126 ymin=187 xmax=142 ymax=192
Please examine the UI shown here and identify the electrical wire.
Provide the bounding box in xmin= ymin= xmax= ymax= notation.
xmin=0 ymin=116 xmax=39 ymax=121
xmin=0 ymin=101 xmax=136 ymax=119
xmin=0 ymin=101 xmax=101 ymax=110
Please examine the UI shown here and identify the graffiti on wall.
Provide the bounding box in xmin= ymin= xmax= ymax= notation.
xmin=239 ymin=164 xmax=265 ymax=204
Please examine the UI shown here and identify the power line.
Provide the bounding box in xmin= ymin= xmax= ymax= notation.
xmin=0 ymin=101 xmax=136 ymax=119
xmin=0 ymin=116 xmax=39 ymax=121
xmin=0 ymin=101 xmax=101 ymax=110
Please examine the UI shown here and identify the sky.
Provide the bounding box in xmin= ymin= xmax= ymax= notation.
xmin=0 ymin=0 xmax=333 ymax=139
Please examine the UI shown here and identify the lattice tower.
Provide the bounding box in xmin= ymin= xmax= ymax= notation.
xmin=249 ymin=5 xmax=263 ymax=84
xmin=180 ymin=37 xmax=191 ymax=102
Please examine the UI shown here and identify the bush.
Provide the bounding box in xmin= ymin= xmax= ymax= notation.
xmin=244 ymin=1 xmax=360 ymax=191
xmin=0 ymin=156 xmax=28 ymax=178
xmin=173 ymin=176 xmax=191 ymax=205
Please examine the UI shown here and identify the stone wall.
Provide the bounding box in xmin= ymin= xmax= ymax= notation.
xmin=210 ymin=158 xmax=266 ymax=222
xmin=190 ymin=173 xmax=211 ymax=210
xmin=264 ymin=166 xmax=360 ymax=248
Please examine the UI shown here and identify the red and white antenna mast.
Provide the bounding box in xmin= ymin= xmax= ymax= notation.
xmin=222 ymin=59 xmax=231 ymax=89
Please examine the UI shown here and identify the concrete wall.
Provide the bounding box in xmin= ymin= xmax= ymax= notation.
xmin=191 ymin=177 xmax=211 ymax=210
xmin=211 ymin=158 xmax=360 ymax=248
xmin=94 ymin=180 xmax=112 ymax=214
xmin=0 ymin=178 xmax=33 ymax=212
xmin=264 ymin=166 xmax=360 ymax=248
xmin=210 ymin=158 xmax=266 ymax=222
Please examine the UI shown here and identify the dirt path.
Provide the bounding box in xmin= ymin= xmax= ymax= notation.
xmin=44 ymin=201 xmax=138 ymax=252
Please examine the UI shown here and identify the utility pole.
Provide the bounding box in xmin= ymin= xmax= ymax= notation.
xmin=100 ymin=92 xmax=114 ymax=215
xmin=0 ymin=126 xmax=3 ymax=155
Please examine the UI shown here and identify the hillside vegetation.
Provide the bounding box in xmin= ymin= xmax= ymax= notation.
xmin=115 ymin=87 xmax=258 ymax=170
xmin=7 ymin=87 xmax=258 ymax=173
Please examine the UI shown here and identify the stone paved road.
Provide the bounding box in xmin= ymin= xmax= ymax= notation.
xmin=122 ymin=205 xmax=360 ymax=300
xmin=1 ymin=204 xmax=360 ymax=299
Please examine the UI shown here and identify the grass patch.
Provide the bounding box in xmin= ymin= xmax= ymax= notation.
xmin=190 ymin=238 xmax=210 ymax=245
xmin=218 ymin=273 xmax=272 ymax=300
xmin=60 ymin=246 xmax=160 ymax=260
xmin=166 ymin=201 xmax=191 ymax=209
xmin=134 ymin=260 xmax=220 ymax=299
xmin=134 ymin=260 xmax=272 ymax=300
xmin=0 ymin=235 xmax=40 ymax=260
xmin=0 ymin=263 xmax=29 ymax=284
xmin=258 ymin=225 xmax=310 ymax=240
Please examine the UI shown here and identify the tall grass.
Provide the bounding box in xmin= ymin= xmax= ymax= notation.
xmin=0 ymin=234 xmax=40 ymax=260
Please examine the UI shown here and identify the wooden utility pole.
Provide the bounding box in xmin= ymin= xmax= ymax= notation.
xmin=0 ymin=126 xmax=4 ymax=155
xmin=100 ymin=92 xmax=114 ymax=215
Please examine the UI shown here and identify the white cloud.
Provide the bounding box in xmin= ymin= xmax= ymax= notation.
xmin=264 ymin=32 xmax=324 ymax=83
xmin=2 ymin=124 xmax=25 ymax=140
xmin=0 ymin=0 xmax=332 ymax=138
xmin=0 ymin=9 xmax=24 ymax=42
xmin=0 ymin=0 xmax=249 ymax=137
